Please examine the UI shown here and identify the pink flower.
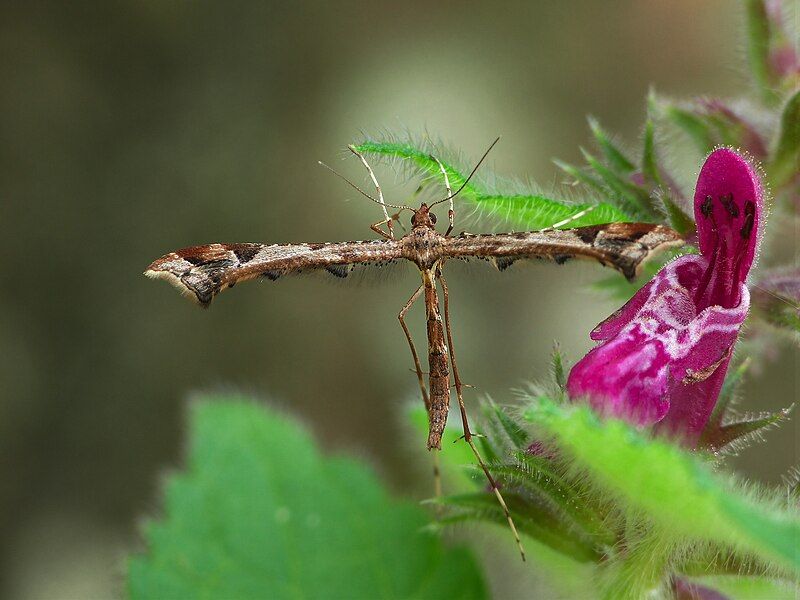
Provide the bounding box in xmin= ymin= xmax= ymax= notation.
xmin=567 ymin=149 xmax=764 ymax=445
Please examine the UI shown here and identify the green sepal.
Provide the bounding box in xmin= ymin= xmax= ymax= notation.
xmin=744 ymin=0 xmax=781 ymax=105
xmin=480 ymin=397 xmax=529 ymax=452
xmin=641 ymin=118 xmax=664 ymax=188
xmin=550 ymin=343 xmax=567 ymax=393
xmin=429 ymin=490 xmax=602 ymax=563
xmin=700 ymin=406 xmax=794 ymax=452
xmin=661 ymin=195 xmax=696 ymax=235
xmin=580 ymin=148 xmax=656 ymax=220
xmin=770 ymin=89 xmax=800 ymax=187
xmin=553 ymin=158 xmax=607 ymax=193
xmin=661 ymin=103 xmax=715 ymax=154
xmin=588 ymin=116 xmax=636 ymax=174
xmin=706 ymin=358 xmax=751 ymax=430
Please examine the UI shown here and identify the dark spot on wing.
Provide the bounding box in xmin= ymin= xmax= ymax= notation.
xmin=623 ymin=228 xmax=647 ymax=242
xmin=261 ymin=270 xmax=281 ymax=281
xmin=576 ymin=227 xmax=599 ymax=245
xmin=233 ymin=245 xmax=260 ymax=263
xmin=494 ymin=256 xmax=518 ymax=271
xmin=184 ymin=256 xmax=206 ymax=266
xmin=180 ymin=273 xmax=216 ymax=306
xmin=554 ymin=254 xmax=573 ymax=265
xmin=325 ymin=264 xmax=350 ymax=278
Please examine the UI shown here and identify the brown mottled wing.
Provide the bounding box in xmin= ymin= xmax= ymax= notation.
xmin=443 ymin=223 xmax=683 ymax=281
xmin=145 ymin=240 xmax=403 ymax=306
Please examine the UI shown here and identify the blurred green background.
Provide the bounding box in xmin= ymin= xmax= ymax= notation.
xmin=1 ymin=1 xmax=797 ymax=597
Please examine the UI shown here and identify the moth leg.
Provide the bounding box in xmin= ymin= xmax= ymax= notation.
xmin=438 ymin=270 xmax=527 ymax=561
xmin=398 ymin=284 xmax=429 ymax=411
xmin=370 ymin=218 xmax=395 ymax=240
xmin=349 ymin=144 xmax=395 ymax=240
xmin=432 ymin=155 xmax=455 ymax=236
xmin=398 ymin=284 xmax=442 ymax=497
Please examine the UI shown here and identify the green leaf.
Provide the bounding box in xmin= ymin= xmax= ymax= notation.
xmin=744 ymin=0 xmax=781 ymax=105
xmin=770 ymin=89 xmax=800 ymax=187
xmin=523 ymin=397 xmax=800 ymax=573
xmin=129 ymin=396 xmax=486 ymax=600
xmin=588 ymin=116 xmax=636 ymax=174
xmin=353 ymin=139 xmax=635 ymax=229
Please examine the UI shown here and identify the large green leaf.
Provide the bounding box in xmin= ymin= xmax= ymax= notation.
xmin=523 ymin=397 xmax=800 ymax=574
xmin=128 ymin=397 xmax=486 ymax=600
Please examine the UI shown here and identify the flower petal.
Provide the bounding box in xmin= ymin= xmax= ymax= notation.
xmin=693 ymin=148 xmax=764 ymax=307
xmin=569 ymin=257 xmax=749 ymax=433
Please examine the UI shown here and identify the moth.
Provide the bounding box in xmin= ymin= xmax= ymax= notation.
xmin=145 ymin=142 xmax=683 ymax=560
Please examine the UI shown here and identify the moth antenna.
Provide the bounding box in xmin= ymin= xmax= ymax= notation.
xmin=431 ymin=136 xmax=501 ymax=207
xmin=318 ymin=160 xmax=411 ymax=212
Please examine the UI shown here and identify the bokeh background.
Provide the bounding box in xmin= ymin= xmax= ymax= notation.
xmin=1 ymin=1 xmax=797 ymax=598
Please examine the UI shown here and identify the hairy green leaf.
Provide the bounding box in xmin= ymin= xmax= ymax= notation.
xmin=129 ymin=397 xmax=486 ymax=600
xmin=354 ymin=139 xmax=635 ymax=228
xmin=523 ymin=397 xmax=800 ymax=573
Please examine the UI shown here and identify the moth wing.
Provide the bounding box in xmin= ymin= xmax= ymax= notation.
xmin=443 ymin=223 xmax=683 ymax=281
xmin=145 ymin=240 xmax=404 ymax=307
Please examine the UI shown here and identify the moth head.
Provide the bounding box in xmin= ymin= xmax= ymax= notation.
xmin=411 ymin=204 xmax=437 ymax=229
